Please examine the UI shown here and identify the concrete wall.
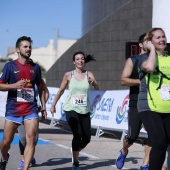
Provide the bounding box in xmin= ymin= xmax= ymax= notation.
xmin=82 ymin=0 xmax=130 ymax=35
xmin=46 ymin=0 xmax=152 ymax=90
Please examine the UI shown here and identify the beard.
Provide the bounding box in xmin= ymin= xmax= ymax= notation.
xmin=19 ymin=52 xmax=31 ymax=59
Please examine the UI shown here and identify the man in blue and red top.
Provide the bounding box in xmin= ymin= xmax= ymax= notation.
xmin=0 ymin=36 xmax=47 ymax=170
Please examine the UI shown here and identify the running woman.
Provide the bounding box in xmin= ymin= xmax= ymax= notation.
xmin=50 ymin=51 xmax=99 ymax=170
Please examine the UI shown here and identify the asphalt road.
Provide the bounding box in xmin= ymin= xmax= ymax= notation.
xmin=0 ymin=117 xmax=146 ymax=170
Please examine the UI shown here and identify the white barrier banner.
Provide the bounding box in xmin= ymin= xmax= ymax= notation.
xmin=0 ymin=91 xmax=7 ymax=117
xmin=89 ymin=90 xmax=129 ymax=130
xmin=0 ymin=87 xmax=146 ymax=132
xmin=46 ymin=87 xmax=130 ymax=131
xmin=46 ymin=87 xmax=68 ymax=122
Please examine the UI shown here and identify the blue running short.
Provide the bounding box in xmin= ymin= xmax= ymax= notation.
xmin=6 ymin=113 xmax=39 ymax=124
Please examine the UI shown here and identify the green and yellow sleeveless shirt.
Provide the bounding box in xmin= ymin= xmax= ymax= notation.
xmin=138 ymin=53 xmax=170 ymax=113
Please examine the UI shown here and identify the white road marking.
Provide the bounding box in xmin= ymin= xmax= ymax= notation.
xmin=55 ymin=143 xmax=130 ymax=169
xmin=38 ymin=138 xmax=50 ymax=142
xmin=80 ymin=151 xmax=99 ymax=159
xmin=55 ymin=144 xmax=70 ymax=149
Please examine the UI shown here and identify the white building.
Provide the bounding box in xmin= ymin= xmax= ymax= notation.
xmin=7 ymin=38 xmax=77 ymax=71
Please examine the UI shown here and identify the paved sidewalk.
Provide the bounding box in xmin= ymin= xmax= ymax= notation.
xmin=0 ymin=117 xmax=146 ymax=170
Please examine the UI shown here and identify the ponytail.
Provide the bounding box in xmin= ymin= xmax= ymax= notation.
xmin=73 ymin=51 xmax=96 ymax=63
xmin=84 ymin=54 xmax=96 ymax=63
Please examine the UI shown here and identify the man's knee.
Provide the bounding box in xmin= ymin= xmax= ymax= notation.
xmin=26 ymin=134 xmax=37 ymax=145
xmin=1 ymin=138 xmax=11 ymax=147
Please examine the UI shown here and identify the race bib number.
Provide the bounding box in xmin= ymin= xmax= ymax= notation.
xmin=17 ymin=88 xmax=34 ymax=102
xmin=159 ymin=84 xmax=170 ymax=100
xmin=72 ymin=94 xmax=87 ymax=106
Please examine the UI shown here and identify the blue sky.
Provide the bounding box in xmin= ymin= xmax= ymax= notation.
xmin=0 ymin=0 xmax=82 ymax=57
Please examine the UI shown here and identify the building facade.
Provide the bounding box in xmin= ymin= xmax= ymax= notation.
xmin=46 ymin=0 xmax=152 ymax=90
